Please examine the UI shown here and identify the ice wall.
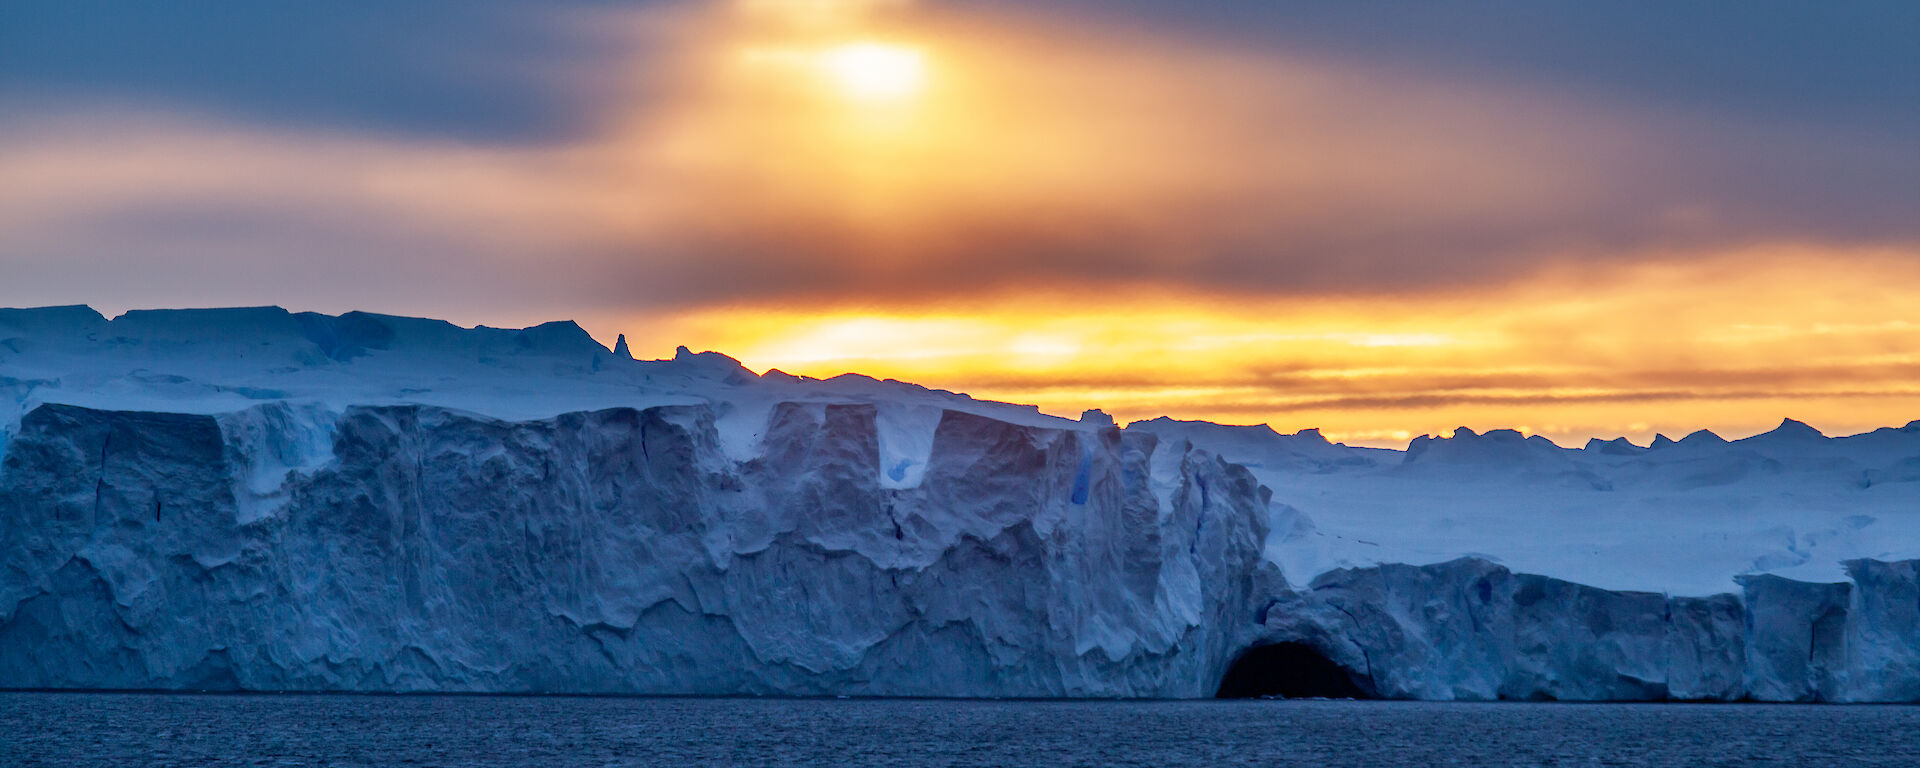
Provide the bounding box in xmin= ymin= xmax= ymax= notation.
xmin=0 ymin=401 xmax=1268 ymax=696
xmin=1249 ymin=557 xmax=1920 ymax=702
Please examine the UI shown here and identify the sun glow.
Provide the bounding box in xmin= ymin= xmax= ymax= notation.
xmin=818 ymin=42 xmax=927 ymax=102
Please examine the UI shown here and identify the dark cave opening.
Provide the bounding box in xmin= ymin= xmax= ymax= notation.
xmin=1215 ymin=642 xmax=1373 ymax=699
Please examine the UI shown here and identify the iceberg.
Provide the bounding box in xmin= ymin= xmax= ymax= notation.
xmin=2 ymin=307 xmax=1917 ymax=700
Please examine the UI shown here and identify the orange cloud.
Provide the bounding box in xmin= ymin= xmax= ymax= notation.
xmin=574 ymin=1 xmax=1667 ymax=306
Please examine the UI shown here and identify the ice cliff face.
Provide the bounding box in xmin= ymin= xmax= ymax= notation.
xmin=1249 ymin=557 xmax=1920 ymax=702
xmin=0 ymin=400 xmax=1267 ymax=696
xmin=3 ymin=306 xmax=1918 ymax=700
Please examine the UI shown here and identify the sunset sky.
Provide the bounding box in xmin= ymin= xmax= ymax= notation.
xmin=4 ymin=1 xmax=1918 ymax=446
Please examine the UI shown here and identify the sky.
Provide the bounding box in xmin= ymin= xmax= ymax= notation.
xmin=4 ymin=0 xmax=1919 ymax=447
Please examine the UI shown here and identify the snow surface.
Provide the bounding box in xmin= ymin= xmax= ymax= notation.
xmin=1130 ymin=418 xmax=1920 ymax=596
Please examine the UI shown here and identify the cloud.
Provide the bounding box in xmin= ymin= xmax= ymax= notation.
xmin=990 ymin=1 xmax=1920 ymax=139
xmin=0 ymin=0 xmax=637 ymax=142
xmin=0 ymin=111 xmax=592 ymax=319
xmin=551 ymin=2 xmax=1920 ymax=307
xmin=5 ymin=1 xmax=1919 ymax=316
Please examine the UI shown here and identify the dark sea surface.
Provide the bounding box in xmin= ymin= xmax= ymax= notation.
xmin=4 ymin=692 xmax=1916 ymax=767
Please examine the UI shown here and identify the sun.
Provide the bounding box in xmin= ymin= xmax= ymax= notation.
xmin=817 ymin=42 xmax=927 ymax=102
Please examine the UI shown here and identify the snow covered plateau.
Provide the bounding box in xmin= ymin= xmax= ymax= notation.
xmin=2 ymin=306 xmax=1917 ymax=700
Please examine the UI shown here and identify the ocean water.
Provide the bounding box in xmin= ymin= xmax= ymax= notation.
xmin=3 ymin=693 xmax=1916 ymax=767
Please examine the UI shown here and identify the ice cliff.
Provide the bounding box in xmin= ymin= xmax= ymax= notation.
xmin=1249 ymin=557 xmax=1920 ymax=702
xmin=2 ymin=307 xmax=1917 ymax=699
xmin=1 ymin=401 xmax=1266 ymax=695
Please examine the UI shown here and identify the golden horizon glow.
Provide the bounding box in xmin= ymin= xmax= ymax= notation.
xmin=609 ymin=248 xmax=1920 ymax=449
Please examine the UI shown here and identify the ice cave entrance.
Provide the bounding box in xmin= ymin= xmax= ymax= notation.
xmin=1215 ymin=642 xmax=1373 ymax=699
